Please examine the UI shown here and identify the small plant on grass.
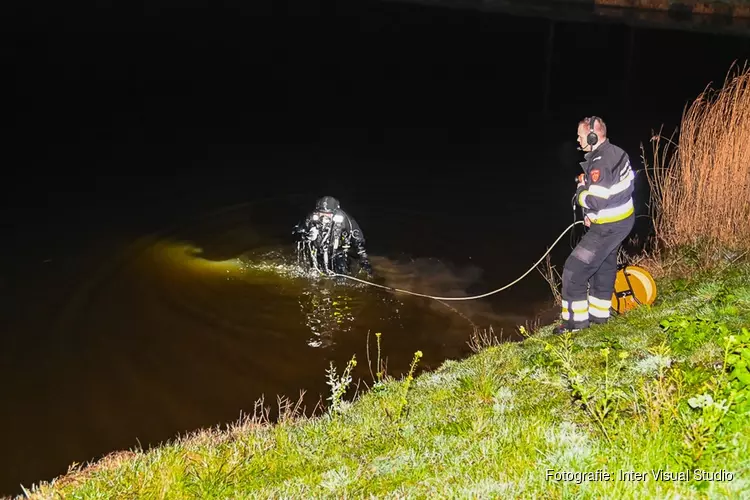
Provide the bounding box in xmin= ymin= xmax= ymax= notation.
xmin=679 ymin=391 xmax=732 ymax=468
xmin=467 ymin=325 xmax=502 ymax=353
xmin=725 ymin=327 xmax=750 ymax=395
xmin=567 ymin=347 xmax=630 ymax=444
xmin=521 ymin=327 xmax=629 ymax=444
xmin=366 ymin=331 xmax=389 ymax=393
xmin=633 ymin=341 xmax=681 ymax=434
xmin=537 ymin=253 xmax=562 ymax=306
xmin=325 ymin=355 xmax=357 ymax=415
xmin=659 ymin=314 xmax=727 ymax=355
xmin=385 ymin=350 xmax=423 ymax=423
xmin=364 ymin=332 xmax=425 ymax=422
xmin=673 ymin=327 xmax=750 ymax=468
xmin=459 ymin=353 xmax=500 ymax=404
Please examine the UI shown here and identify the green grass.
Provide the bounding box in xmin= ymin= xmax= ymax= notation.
xmin=23 ymin=261 xmax=750 ymax=499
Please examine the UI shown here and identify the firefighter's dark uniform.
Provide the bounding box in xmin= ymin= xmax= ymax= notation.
xmin=560 ymin=138 xmax=635 ymax=331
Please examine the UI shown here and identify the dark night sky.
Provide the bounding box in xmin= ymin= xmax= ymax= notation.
xmin=3 ymin=2 xmax=749 ymax=207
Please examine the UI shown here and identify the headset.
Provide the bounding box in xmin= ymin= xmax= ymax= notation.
xmin=586 ymin=116 xmax=599 ymax=147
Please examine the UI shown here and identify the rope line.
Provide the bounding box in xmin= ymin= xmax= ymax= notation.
xmin=330 ymin=220 xmax=584 ymax=301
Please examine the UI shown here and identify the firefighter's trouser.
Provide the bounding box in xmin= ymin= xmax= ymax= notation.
xmin=561 ymin=215 xmax=635 ymax=330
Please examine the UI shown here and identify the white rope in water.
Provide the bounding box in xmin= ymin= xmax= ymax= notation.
xmin=332 ymin=220 xmax=585 ymax=301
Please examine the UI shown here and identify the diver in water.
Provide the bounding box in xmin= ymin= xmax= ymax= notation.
xmin=293 ymin=196 xmax=373 ymax=277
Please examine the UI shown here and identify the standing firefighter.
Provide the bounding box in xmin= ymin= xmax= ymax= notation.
xmin=555 ymin=116 xmax=636 ymax=334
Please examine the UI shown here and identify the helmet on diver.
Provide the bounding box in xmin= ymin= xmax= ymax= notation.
xmin=315 ymin=196 xmax=340 ymax=212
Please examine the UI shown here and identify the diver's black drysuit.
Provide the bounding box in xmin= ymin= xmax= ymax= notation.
xmin=294 ymin=198 xmax=372 ymax=277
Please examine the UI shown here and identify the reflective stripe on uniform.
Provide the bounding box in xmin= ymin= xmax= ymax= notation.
xmin=587 ymin=198 xmax=634 ymax=224
xmin=590 ymin=308 xmax=610 ymax=319
xmin=562 ymin=300 xmax=589 ymax=322
xmin=587 ymin=170 xmax=635 ymax=199
xmin=572 ymin=310 xmax=589 ymax=322
xmin=589 ymin=295 xmax=611 ymax=319
xmin=578 ymin=190 xmax=590 ymax=209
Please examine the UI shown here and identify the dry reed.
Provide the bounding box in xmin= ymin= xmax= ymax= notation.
xmin=644 ymin=62 xmax=750 ymax=260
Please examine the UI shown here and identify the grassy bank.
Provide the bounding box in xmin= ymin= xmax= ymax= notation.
xmin=22 ymin=260 xmax=750 ymax=498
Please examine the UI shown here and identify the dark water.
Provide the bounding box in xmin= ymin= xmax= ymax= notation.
xmin=1 ymin=185 xmax=556 ymax=496
xmin=2 ymin=2 xmax=750 ymax=496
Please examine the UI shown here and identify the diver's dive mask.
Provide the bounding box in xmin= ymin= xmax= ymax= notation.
xmin=312 ymin=211 xmax=344 ymax=226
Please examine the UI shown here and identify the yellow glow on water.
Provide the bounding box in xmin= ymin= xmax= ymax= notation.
xmin=146 ymin=240 xmax=315 ymax=282
xmin=148 ymin=241 xmax=245 ymax=277
xmin=143 ymin=241 xmax=378 ymax=349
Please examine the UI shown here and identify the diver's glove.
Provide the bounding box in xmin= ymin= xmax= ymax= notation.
xmin=293 ymin=225 xmax=319 ymax=242
xmin=292 ymin=225 xmax=307 ymax=242
xmin=359 ymin=258 xmax=374 ymax=279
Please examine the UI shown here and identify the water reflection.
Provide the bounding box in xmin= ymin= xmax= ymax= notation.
xmin=300 ymin=287 xmax=357 ymax=348
xmin=237 ymin=248 xmax=408 ymax=349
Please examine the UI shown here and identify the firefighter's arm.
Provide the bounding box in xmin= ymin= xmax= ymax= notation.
xmin=574 ymin=176 xmax=587 ymax=208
